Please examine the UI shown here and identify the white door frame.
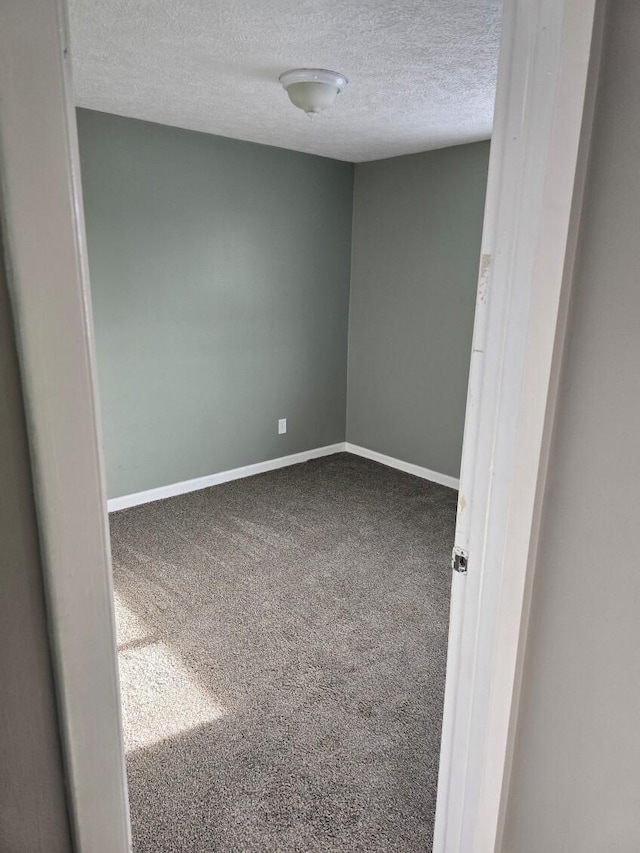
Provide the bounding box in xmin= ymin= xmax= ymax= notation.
xmin=434 ymin=0 xmax=605 ymax=850
xmin=0 ymin=0 xmax=604 ymax=850
xmin=0 ymin=0 xmax=131 ymax=850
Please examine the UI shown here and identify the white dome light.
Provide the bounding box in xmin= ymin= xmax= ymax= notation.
xmin=279 ymin=69 xmax=348 ymax=116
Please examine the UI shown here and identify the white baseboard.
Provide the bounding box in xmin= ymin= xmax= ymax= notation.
xmin=107 ymin=440 xmax=458 ymax=512
xmin=107 ymin=443 xmax=346 ymax=512
xmin=344 ymin=442 xmax=459 ymax=490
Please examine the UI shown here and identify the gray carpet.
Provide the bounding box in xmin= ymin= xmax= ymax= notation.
xmin=110 ymin=452 xmax=456 ymax=852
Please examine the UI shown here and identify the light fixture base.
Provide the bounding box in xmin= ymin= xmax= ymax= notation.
xmin=279 ymin=68 xmax=348 ymax=116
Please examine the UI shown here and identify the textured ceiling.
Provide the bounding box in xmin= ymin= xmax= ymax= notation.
xmin=68 ymin=0 xmax=502 ymax=163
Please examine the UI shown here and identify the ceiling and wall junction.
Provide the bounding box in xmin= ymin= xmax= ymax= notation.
xmin=68 ymin=0 xmax=502 ymax=162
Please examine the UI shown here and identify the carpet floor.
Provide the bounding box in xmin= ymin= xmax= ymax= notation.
xmin=110 ymin=452 xmax=456 ymax=852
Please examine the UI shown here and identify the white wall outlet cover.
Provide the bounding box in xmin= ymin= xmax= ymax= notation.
xmin=278 ymin=418 xmax=287 ymax=434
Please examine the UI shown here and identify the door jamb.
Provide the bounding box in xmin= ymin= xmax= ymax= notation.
xmin=434 ymin=1 xmax=606 ymax=850
xmin=0 ymin=1 xmax=130 ymax=850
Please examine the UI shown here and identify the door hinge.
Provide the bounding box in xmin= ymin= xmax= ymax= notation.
xmin=452 ymin=546 xmax=468 ymax=574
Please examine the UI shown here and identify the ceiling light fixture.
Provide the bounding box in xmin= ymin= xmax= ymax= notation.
xmin=279 ymin=68 xmax=348 ymax=117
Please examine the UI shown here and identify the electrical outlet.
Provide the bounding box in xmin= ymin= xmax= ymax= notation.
xmin=278 ymin=418 xmax=287 ymax=435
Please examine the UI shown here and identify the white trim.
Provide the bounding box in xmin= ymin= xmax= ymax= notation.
xmin=344 ymin=443 xmax=459 ymax=490
xmin=108 ymin=442 xmax=458 ymax=513
xmin=0 ymin=1 xmax=130 ymax=850
xmin=477 ymin=6 xmax=606 ymax=848
xmin=108 ymin=444 xmax=346 ymax=511
xmin=434 ymin=1 xmax=604 ymax=851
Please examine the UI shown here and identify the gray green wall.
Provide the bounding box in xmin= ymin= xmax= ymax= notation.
xmin=77 ymin=109 xmax=353 ymax=499
xmin=79 ymin=109 xmax=488 ymax=497
xmin=503 ymin=2 xmax=640 ymax=849
xmin=346 ymin=143 xmax=490 ymax=478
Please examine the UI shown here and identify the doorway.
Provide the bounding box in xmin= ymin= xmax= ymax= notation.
xmin=70 ymin=3 xmax=495 ymax=848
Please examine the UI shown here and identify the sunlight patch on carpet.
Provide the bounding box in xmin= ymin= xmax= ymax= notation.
xmin=115 ymin=595 xmax=228 ymax=752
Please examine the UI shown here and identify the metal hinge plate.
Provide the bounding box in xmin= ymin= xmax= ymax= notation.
xmin=452 ymin=546 xmax=468 ymax=574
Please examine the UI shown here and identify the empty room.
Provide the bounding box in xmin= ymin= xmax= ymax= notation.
xmin=10 ymin=2 xmax=640 ymax=852
xmin=68 ymin=1 xmax=497 ymax=849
